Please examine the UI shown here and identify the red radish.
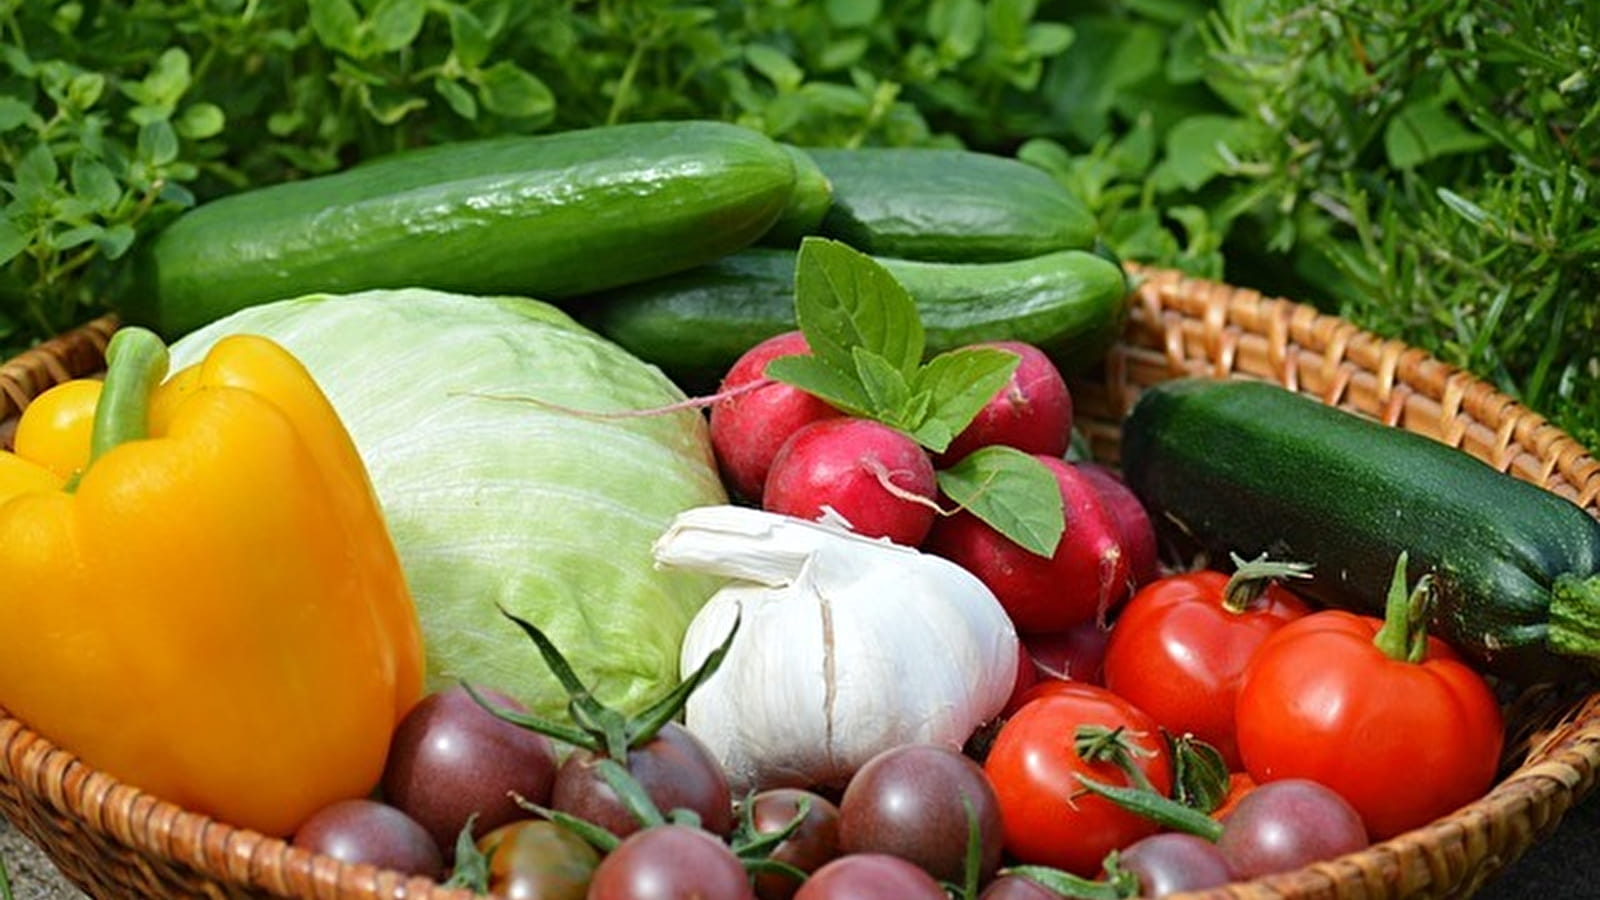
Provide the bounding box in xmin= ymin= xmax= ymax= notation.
xmin=1001 ymin=635 xmax=1041 ymax=716
xmin=1077 ymin=462 xmax=1159 ymax=589
xmin=763 ymin=417 xmax=939 ymax=547
xmin=924 ymin=455 xmax=1130 ymax=634
xmin=936 ymin=341 xmax=1073 ymax=466
xmin=710 ymin=331 xmax=844 ymax=504
xmin=1023 ymin=617 xmax=1112 ymax=685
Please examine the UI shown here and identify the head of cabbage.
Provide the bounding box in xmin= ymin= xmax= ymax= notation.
xmin=170 ymin=288 xmax=728 ymax=719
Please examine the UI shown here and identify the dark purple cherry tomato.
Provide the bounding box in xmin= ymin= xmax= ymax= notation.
xmin=381 ymin=685 xmax=558 ymax=853
xmin=1118 ymin=832 xmax=1235 ymax=896
xmin=838 ymin=743 xmax=1003 ymax=884
xmin=747 ymin=788 xmax=842 ymax=900
xmin=291 ymin=798 xmax=443 ymax=879
xmin=793 ymin=853 xmax=949 ymax=900
xmin=476 ymin=819 xmax=599 ymax=900
xmin=551 ymin=721 xmax=734 ymax=840
xmin=1217 ymin=778 xmax=1369 ymax=878
xmin=586 ymin=824 xmax=754 ymax=900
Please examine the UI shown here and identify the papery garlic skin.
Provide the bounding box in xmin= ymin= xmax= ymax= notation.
xmin=656 ymin=505 xmax=1018 ymax=793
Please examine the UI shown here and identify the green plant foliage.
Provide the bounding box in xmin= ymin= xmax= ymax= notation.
xmin=2 ymin=0 xmax=1594 ymax=448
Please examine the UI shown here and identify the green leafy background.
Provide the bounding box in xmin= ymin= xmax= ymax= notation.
xmin=2 ymin=0 xmax=1595 ymax=448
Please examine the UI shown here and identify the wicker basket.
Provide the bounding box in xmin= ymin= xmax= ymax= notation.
xmin=1 ymin=267 xmax=1596 ymax=900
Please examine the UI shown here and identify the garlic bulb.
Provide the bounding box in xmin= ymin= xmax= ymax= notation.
xmin=654 ymin=505 xmax=1018 ymax=793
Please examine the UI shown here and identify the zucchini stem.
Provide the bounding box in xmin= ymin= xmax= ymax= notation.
xmin=1548 ymin=573 xmax=1600 ymax=668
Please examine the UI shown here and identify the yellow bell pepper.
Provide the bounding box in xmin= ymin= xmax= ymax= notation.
xmin=0 ymin=326 xmax=425 ymax=837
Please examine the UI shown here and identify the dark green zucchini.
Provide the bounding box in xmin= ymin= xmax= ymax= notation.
xmin=803 ymin=147 xmax=1098 ymax=262
xmin=122 ymin=120 xmax=797 ymax=338
xmin=583 ymin=247 xmax=1128 ymax=388
xmin=1119 ymin=376 xmax=1600 ymax=684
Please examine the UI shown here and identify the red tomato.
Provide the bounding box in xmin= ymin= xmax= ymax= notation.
xmin=1235 ymin=608 xmax=1504 ymax=840
xmin=983 ymin=682 xmax=1172 ymax=876
xmin=1102 ymin=568 xmax=1310 ymax=769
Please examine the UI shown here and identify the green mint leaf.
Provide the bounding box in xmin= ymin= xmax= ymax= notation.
xmin=764 ymin=354 xmax=874 ymax=418
xmin=908 ymin=347 xmax=1019 ymax=453
xmin=909 ymin=415 xmax=956 ymax=452
xmin=853 ymin=347 xmax=914 ymax=419
xmin=937 ymin=446 xmax=1064 ymax=557
xmin=794 ymin=237 xmax=924 ymax=381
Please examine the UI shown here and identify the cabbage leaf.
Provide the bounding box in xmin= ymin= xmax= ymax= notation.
xmin=171 ymin=288 xmax=728 ymax=719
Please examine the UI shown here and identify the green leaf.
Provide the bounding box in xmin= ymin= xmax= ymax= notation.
xmin=818 ymin=35 xmax=869 ymax=71
xmin=1040 ymin=17 xmax=1163 ymax=145
xmin=96 ymin=223 xmax=137 ymax=259
xmin=434 ymin=76 xmax=478 ymax=119
xmin=793 ymin=237 xmax=924 ymax=380
xmin=825 ymin=0 xmax=881 ymax=29
xmin=136 ymin=119 xmax=179 ymax=166
xmin=366 ymin=0 xmax=427 ymax=54
xmin=0 ymin=97 xmax=39 ymax=132
xmin=0 ymin=217 xmax=28 ymax=267
xmin=853 ymin=347 xmax=915 ymax=422
xmin=141 ymin=49 xmax=192 ymax=107
xmin=175 ymin=102 xmax=225 ymax=139
xmin=936 ymin=446 xmax=1065 ymax=557
xmin=929 ymin=0 xmax=986 ymax=62
xmin=745 ymin=44 xmax=804 ymax=91
xmin=49 ymin=224 xmax=102 ymax=251
xmin=1025 ymin=23 xmax=1075 ymax=57
xmin=65 ymin=72 xmax=105 ymax=110
xmin=15 ymin=143 xmax=59 ymax=193
xmin=764 ymin=354 xmax=874 ymax=418
xmin=448 ymin=4 xmax=493 ymax=69
xmin=1154 ymin=114 xmax=1246 ymax=192
xmin=70 ymin=156 xmax=121 ymax=213
xmin=309 ymin=0 xmax=362 ymax=55
xmin=1384 ymin=102 xmax=1493 ymax=169
xmin=475 ymin=61 xmax=555 ymax=119
xmin=909 ymin=347 xmax=1019 ymax=453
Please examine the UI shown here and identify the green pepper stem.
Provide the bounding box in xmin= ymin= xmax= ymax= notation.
xmin=1371 ymin=552 xmax=1434 ymax=663
xmin=68 ymin=327 xmax=169 ymax=493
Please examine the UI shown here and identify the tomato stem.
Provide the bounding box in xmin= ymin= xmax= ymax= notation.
xmin=1220 ymin=552 xmax=1313 ymax=614
xmin=1000 ymin=864 xmax=1139 ymax=899
xmin=1371 ymin=552 xmax=1435 ymax=663
xmin=467 ymin=605 xmax=739 ymax=759
xmin=1074 ymin=773 xmax=1225 ymax=842
xmin=1074 ymin=725 xmax=1158 ymax=795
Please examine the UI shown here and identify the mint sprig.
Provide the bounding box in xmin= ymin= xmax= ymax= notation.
xmin=766 ymin=237 xmax=1065 ymax=557
xmin=936 ymin=447 xmax=1066 ymax=558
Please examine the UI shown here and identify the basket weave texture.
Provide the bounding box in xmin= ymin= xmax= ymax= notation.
xmin=0 ymin=266 xmax=1596 ymax=900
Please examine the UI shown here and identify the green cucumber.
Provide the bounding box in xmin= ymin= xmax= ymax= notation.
xmin=803 ymin=146 xmax=1098 ymax=262
xmin=758 ymin=143 xmax=833 ymax=247
xmin=1119 ymin=376 xmax=1600 ymax=684
xmin=583 ymin=247 xmax=1128 ymax=387
xmin=122 ymin=120 xmax=797 ymax=338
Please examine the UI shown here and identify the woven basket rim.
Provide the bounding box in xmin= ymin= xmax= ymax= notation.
xmin=0 ymin=267 xmax=1594 ymax=900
